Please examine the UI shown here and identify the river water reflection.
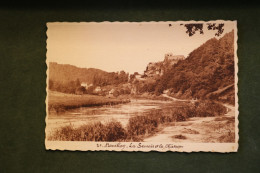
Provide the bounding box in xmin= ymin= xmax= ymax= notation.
xmin=46 ymin=99 xmax=181 ymax=134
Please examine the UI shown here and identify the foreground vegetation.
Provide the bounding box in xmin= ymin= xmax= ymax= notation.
xmin=48 ymin=100 xmax=230 ymax=142
xmin=48 ymin=91 xmax=130 ymax=114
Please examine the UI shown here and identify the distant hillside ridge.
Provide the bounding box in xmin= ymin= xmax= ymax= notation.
xmin=49 ymin=62 xmax=107 ymax=84
xmin=155 ymin=30 xmax=235 ymax=104
xmin=49 ymin=62 xmax=129 ymax=89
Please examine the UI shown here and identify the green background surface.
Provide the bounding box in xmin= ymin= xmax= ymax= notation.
xmin=0 ymin=5 xmax=259 ymax=173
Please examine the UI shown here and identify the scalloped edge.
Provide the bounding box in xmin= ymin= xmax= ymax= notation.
xmin=45 ymin=20 xmax=239 ymax=152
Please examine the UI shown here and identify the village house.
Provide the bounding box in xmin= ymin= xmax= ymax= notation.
xmin=135 ymin=74 xmax=146 ymax=81
xmin=94 ymin=86 xmax=102 ymax=92
xmin=108 ymin=88 xmax=115 ymax=97
xmin=81 ymin=82 xmax=93 ymax=89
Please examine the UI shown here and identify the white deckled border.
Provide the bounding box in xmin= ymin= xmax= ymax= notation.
xmin=45 ymin=20 xmax=239 ymax=152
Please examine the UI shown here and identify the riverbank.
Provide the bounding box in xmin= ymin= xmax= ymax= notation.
xmin=141 ymin=94 xmax=235 ymax=143
xmin=48 ymin=91 xmax=130 ymax=114
xmin=47 ymin=90 xmax=175 ymax=114
xmin=144 ymin=105 xmax=235 ymax=143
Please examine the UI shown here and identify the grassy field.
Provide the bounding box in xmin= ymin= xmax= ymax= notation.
xmin=48 ymin=91 xmax=130 ymax=114
xmin=48 ymin=100 xmax=234 ymax=142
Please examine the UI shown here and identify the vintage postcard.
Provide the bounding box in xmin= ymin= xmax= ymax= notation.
xmin=45 ymin=21 xmax=238 ymax=152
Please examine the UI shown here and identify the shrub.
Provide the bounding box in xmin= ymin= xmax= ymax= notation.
xmin=105 ymin=121 xmax=126 ymax=141
xmin=78 ymin=122 xmax=106 ymax=141
xmin=75 ymin=86 xmax=86 ymax=95
xmin=124 ymin=88 xmax=131 ymax=95
xmin=194 ymin=100 xmax=227 ymax=117
xmin=127 ymin=115 xmax=158 ymax=137
xmin=113 ymin=90 xmax=120 ymax=97
xmin=126 ymin=109 xmax=176 ymax=139
xmin=118 ymin=89 xmax=124 ymax=95
xmin=172 ymin=108 xmax=187 ymax=122
xmin=169 ymin=100 xmax=227 ymax=121
xmin=173 ymin=134 xmax=187 ymax=140
xmin=86 ymin=86 xmax=95 ymax=94
xmin=48 ymin=125 xmax=78 ymax=141
xmin=48 ymin=121 xmax=127 ymax=141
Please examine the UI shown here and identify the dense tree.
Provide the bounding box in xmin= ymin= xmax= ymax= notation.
xmin=48 ymin=79 xmax=83 ymax=94
xmin=86 ymin=86 xmax=95 ymax=94
xmin=93 ymin=71 xmax=129 ymax=86
xmin=75 ymin=86 xmax=86 ymax=95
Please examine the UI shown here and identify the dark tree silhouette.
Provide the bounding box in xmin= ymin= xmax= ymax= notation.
xmin=207 ymin=23 xmax=224 ymax=36
xmin=177 ymin=23 xmax=225 ymax=37
xmin=183 ymin=24 xmax=204 ymax=36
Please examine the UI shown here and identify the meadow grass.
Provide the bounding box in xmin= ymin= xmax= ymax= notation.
xmin=48 ymin=91 xmax=130 ymax=114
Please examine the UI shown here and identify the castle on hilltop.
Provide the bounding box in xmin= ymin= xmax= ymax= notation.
xmin=144 ymin=53 xmax=185 ymax=78
xmin=164 ymin=53 xmax=185 ymax=62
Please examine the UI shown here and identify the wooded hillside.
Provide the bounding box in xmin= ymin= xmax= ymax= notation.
xmin=155 ymin=30 xmax=235 ymax=104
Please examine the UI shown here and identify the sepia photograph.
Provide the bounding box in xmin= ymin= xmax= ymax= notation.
xmin=45 ymin=21 xmax=238 ymax=152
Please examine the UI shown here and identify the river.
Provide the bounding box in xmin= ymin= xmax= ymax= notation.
xmin=46 ymin=99 xmax=182 ymax=135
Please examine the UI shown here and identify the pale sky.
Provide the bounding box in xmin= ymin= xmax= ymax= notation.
xmin=47 ymin=21 xmax=235 ymax=74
